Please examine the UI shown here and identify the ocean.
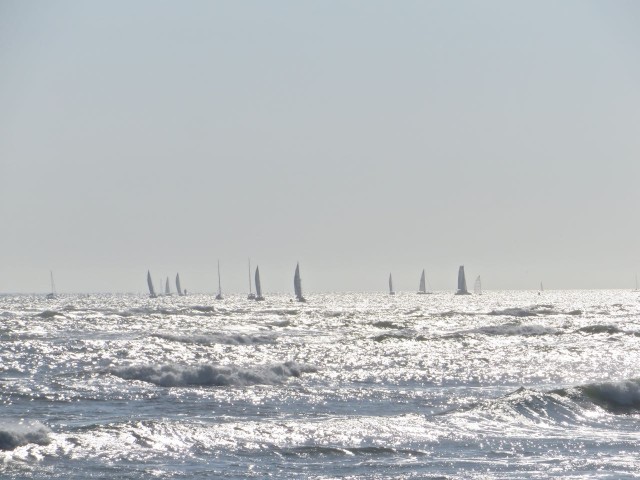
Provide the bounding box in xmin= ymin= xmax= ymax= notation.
xmin=1 ymin=290 xmax=639 ymax=479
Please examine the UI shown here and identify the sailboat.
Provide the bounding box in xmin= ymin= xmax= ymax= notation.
xmin=216 ymin=260 xmax=223 ymax=300
xmin=164 ymin=277 xmax=171 ymax=296
xmin=388 ymin=273 xmax=395 ymax=295
xmin=294 ymin=262 xmax=306 ymax=302
xmin=247 ymin=258 xmax=256 ymax=300
xmin=455 ymin=265 xmax=470 ymax=295
xmin=147 ymin=270 xmax=157 ymax=298
xmin=46 ymin=271 xmax=57 ymax=299
xmin=539 ymin=282 xmax=544 ymax=295
xmin=417 ymin=269 xmax=432 ymax=294
xmin=255 ymin=265 xmax=265 ymax=301
xmin=175 ymin=273 xmax=185 ymax=296
xmin=474 ymin=275 xmax=482 ymax=295
xmin=634 ymin=275 xmax=638 ymax=292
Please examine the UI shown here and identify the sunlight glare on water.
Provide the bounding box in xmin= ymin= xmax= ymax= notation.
xmin=1 ymin=290 xmax=640 ymax=478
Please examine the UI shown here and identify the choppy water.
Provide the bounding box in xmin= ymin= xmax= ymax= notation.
xmin=1 ymin=290 xmax=640 ymax=479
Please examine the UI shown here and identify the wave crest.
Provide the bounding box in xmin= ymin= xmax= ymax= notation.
xmin=110 ymin=361 xmax=316 ymax=387
xmin=0 ymin=421 xmax=51 ymax=451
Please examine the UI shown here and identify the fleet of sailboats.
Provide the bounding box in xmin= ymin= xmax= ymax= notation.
xmin=140 ymin=264 xmax=505 ymax=299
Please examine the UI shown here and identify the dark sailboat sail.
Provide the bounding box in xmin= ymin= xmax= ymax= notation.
xmin=389 ymin=273 xmax=395 ymax=295
xmin=147 ymin=270 xmax=157 ymax=298
xmin=455 ymin=265 xmax=470 ymax=295
xmin=294 ymin=262 xmax=306 ymax=302
xmin=176 ymin=273 xmax=184 ymax=296
xmin=165 ymin=277 xmax=170 ymax=295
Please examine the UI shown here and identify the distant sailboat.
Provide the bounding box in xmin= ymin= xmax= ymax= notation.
xmin=147 ymin=270 xmax=157 ymax=298
xmin=474 ymin=275 xmax=482 ymax=295
xmin=247 ymin=258 xmax=256 ymax=300
xmin=165 ymin=277 xmax=171 ymax=296
xmin=455 ymin=265 xmax=470 ymax=295
xmin=255 ymin=266 xmax=265 ymax=301
xmin=634 ymin=275 xmax=638 ymax=292
xmin=388 ymin=273 xmax=395 ymax=295
xmin=294 ymin=262 xmax=306 ymax=302
xmin=216 ymin=260 xmax=223 ymax=300
xmin=175 ymin=273 xmax=184 ymax=296
xmin=46 ymin=271 xmax=57 ymax=299
xmin=417 ymin=269 xmax=431 ymax=294
xmin=539 ymin=282 xmax=544 ymax=295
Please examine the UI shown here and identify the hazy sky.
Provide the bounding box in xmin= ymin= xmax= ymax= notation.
xmin=1 ymin=1 xmax=639 ymax=293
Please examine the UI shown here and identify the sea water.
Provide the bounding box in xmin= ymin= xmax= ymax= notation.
xmin=1 ymin=290 xmax=639 ymax=479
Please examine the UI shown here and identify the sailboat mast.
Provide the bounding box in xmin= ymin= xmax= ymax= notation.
xmin=217 ymin=260 xmax=222 ymax=295
xmin=248 ymin=258 xmax=252 ymax=295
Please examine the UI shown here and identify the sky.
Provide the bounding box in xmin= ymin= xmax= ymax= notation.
xmin=1 ymin=0 xmax=639 ymax=294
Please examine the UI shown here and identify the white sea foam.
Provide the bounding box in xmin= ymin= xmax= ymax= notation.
xmin=110 ymin=361 xmax=316 ymax=387
xmin=0 ymin=421 xmax=51 ymax=451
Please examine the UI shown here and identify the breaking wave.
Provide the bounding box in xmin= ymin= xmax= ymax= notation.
xmin=110 ymin=361 xmax=317 ymax=387
xmin=152 ymin=332 xmax=274 ymax=345
xmin=0 ymin=421 xmax=51 ymax=451
xmin=557 ymin=379 xmax=640 ymax=413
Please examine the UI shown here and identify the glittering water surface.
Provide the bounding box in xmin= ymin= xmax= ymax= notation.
xmin=1 ymin=290 xmax=640 ymax=479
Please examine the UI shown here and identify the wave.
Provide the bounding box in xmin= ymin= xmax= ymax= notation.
xmin=110 ymin=361 xmax=317 ymax=387
xmin=556 ymin=378 xmax=640 ymax=413
xmin=372 ymin=321 xmax=404 ymax=329
xmin=278 ymin=445 xmax=427 ymax=458
xmin=152 ymin=332 xmax=274 ymax=345
xmin=468 ymin=323 xmax=558 ymax=337
xmin=575 ymin=325 xmax=624 ymax=335
xmin=488 ymin=305 xmax=581 ymax=317
xmin=373 ymin=332 xmax=428 ymax=342
xmin=36 ymin=310 xmax=65 ymax=318
xmin=0 ymin=421 xmax=50 ymax=451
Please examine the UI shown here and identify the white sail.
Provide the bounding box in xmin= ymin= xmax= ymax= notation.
xmin=147 ymin=270 xmax=157 ymax=298
xmin=455 ymin=265 xmax=470 ymax=295
xmin=474 ymin=275 xmax=482 ymax=295
xmin=216 ymin=260 xmax=223 ymax=300
xmin=255 ymin=266 xmax=264 ymax=301
xmin=46 ymin=271 xmax=57 ymax=299
xmin=389 ymin=273 xmax=395 ymax=295
xmin=176 ymin=273 xmax=183 ymax=296
xmin=294 ymin=262 xmax=306 ymax=302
